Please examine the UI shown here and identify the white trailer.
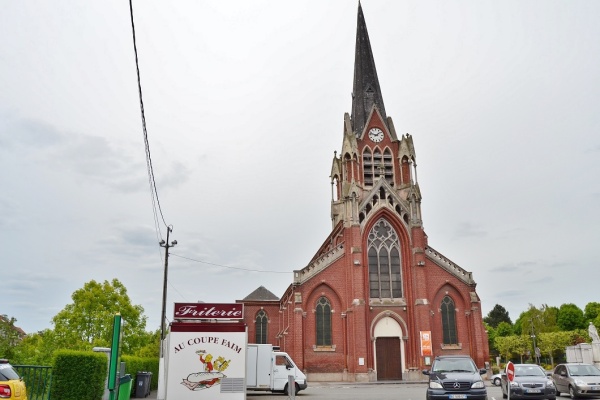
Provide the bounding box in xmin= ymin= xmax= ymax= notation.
xmin=246 ymin=344 xmax=307 ymax=395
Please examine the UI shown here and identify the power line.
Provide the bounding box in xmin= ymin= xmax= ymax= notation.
xmin=171 ymin=253 xmax=291 ymax=274
xmin=128 ymin=0 xmax=169 ymax=238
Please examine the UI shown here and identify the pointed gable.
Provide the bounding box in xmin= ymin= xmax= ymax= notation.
xmin=242 ymin=286 xmax=279 ymax=301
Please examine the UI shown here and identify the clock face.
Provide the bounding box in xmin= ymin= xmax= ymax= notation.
xmin=368 ymin=127 xmax=384 ymax=143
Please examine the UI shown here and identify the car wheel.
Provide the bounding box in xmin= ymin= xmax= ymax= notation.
xmin=569 ymin=385 xmax=578 ymax=399
xmin=283 ymin=383 xmax=300 ymax=396
xmin=494 ymin=377 xmax=501 ymax=386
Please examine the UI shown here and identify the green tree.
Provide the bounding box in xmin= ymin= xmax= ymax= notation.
xmin=484 ymin=304 xmax=512 ymax=328
xmin=51 ymin=279 xmax=148 ymax=354
xmin=538 ymin=331 xmax=576 ymax=367
xmin=557 ymin=303 xmax=586 ymax=331
xmin=496 ymin=321 xmax=514 ymax=337
xmin=12 ymin=329 xmax=56 ymax=365
xmin=584 ymin=302 xmax=600 ymax=322
xmin=540 ymin=305 xmax=559 ymax=332
xmin=495 ymin=335 xmax=529 ymax=363
xmin=0 ymin=315 xmax=22 ymax=359
xmin=132 ymin=329 xmax=161 ymax=358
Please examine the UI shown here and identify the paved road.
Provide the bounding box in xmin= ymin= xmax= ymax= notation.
xmin=145 ymin=381 xmax=509 ymax=400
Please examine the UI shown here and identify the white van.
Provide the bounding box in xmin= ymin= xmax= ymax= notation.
xmin=246 ymin=344 xmax=307 ymax=395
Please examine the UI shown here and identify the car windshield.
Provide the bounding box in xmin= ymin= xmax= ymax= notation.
xmin=433 ymin=359 xmax=476 ymax=373
xmin=515 ymin=366 xmax=545 ymax=377
xmin=568 ymin=365 xmax=600 ymax=376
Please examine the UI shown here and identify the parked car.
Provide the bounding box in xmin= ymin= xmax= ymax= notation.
xmin=552 ymin=363 xmax=600 ymax=398
xmin=500 ymin=363 xmax=556 ymax=400
xmin=422 ymin=355 xmax=488 ymax=400
xmin=0 ymin=359 xmax=28 ymax=399
xmin=491 ymin=372 xmax=502 ymax=386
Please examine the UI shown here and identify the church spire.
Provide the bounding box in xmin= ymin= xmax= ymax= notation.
xmin=351 ymin=2 xmax=387 ymax=136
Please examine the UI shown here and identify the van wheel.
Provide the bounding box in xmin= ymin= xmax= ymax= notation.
xmin=283 ymin=383 xmax=300 ymax=395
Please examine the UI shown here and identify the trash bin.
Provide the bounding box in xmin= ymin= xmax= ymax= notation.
xmin=118 ymin=374 xmax=132 ymax=400
xmin=135 ymin=371 xmax=152 ymax=398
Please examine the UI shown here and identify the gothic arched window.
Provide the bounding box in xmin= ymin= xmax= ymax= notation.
xmin=441 ymin=296 xmax=458 ymax=344
xmin=255 ymin=310 xmax=268 ymax=344
xmin=368 ymin=219 xmax=402 ymax=299
xmin=316 ymin=297 xmax=332 ymax=346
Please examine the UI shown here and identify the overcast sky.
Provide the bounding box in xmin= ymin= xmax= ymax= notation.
xmin=2 ymin=1 xmax=599 ymax=335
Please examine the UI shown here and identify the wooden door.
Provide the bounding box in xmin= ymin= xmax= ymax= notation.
xmin=375 ymin=336 xmax=402 ymax=380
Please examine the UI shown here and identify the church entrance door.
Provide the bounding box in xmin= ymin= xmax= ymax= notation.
xmin=375 ymin=337 xmax=402 ymax=380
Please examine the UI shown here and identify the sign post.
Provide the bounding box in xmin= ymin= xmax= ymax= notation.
xmin=506 ymin=361 xmax=515 ymax=400
xmin=108 ymin=314 xmax=123 ymax=400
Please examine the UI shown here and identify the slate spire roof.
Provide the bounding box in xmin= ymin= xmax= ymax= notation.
xmin=351 ymin=2 xmax=387 ymax=136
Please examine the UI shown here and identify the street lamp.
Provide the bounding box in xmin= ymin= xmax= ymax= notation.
xmin=159 ymin=225 xmax=177 ymax=356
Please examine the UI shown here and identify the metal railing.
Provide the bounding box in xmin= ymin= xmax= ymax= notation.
xmin=14 ymin=365 xmax=52 ymax=400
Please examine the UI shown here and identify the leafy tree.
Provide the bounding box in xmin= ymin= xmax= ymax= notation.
xmin=484 ymin=304 xmax=512 ymax=328
xmin=584 ymin=302 xmax=600 ymax=322
xmin=485 ymin=322 xmax=498 ymax=357
xmin=557 ymin=303 xmax=586 ymax=331
xmin=0 ymin=315 xmax=23 ymax=359
xmin=132 ymin=329 xmax=161 ymax=358
xmin=540 ymin=305 xmax=559 ymax=332
xmin=538 ymin=331 xmax=577 ymax=367
xmin=496 ymin=321 xmax=514 ymax=337
xmin=495 ymin=335 xmax=529 ymax=363
xmin=12 ymin=329 xmax=56 ymax=365
xmin=51 ymin=279 xmax=148 ymax=354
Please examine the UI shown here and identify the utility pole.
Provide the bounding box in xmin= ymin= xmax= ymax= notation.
xmin=159 ymin=225 xmax=177 ymax=354
xmin=530 ymin=316 xmax=540 ymax=364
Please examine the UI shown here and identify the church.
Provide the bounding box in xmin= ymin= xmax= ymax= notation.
xmin=237 ymin=4 xmax=489 ymax=382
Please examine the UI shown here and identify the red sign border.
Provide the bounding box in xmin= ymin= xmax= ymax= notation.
xmin=506 ymin=361 xmax=515 ymax=382
xmin=173 ymin=302 xmax=245 ymax=320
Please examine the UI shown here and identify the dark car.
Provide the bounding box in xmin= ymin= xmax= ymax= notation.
xmin=552 ymin=363 xmax=600 ymax=398
xmin=422 ymin=355 xmax=488 ymax=400
xmin=500 ymin=364 xmax=556 ymax=400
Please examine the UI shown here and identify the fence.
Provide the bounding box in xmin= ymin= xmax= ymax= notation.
xmin=14 ymin=365 xmax=52 ymax=400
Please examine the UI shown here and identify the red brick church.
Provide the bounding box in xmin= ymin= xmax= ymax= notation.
xmin=237 ymin=4 xmax=489 ymax=382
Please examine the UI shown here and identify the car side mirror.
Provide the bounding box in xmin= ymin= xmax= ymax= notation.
xmin=479 ymin=368 xmax=487 ymax=375
xmin=560 ymin=371 xmax=567 ymax=377
xmin=422 ymin=369 xmax=430 ymax=375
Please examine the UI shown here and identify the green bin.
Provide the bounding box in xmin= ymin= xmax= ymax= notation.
xmin=118 ymin=374 xmax=133 ymax=400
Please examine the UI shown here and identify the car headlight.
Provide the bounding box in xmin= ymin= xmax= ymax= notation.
xmin=574 ymin=379 xmax=586 ymax=386
xmin=546 ymin=380 xmax=555 ymax=387
xmin=471 ymin=381 xmax=485 ymax=389
xmin=510 ymin=381 xmax=520 ymax=387
xmin=429 ymin=381 xmax=443 ymax=389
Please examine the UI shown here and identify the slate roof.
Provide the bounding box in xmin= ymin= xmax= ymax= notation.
xmin=351 ymin=2 xmax=387 ymax=136
xmin=242 ymin=286 xmax=280 ymax=301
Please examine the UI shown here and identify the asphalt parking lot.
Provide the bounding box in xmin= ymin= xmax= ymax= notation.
xmin=147 ymin=381 xmax=507 ymax=400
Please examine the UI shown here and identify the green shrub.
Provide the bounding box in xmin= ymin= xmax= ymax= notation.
xmin=49 ymin=350 xmax=107 ymax=400
xmin=122 ymin=356 xmax=159 ymax=391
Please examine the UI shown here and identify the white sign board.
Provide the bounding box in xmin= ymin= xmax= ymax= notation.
xmin=166 ymin=322 xmax=247 ymax=400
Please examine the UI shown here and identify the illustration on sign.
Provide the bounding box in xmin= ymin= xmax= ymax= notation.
xmin=180 ymin=349 xmax=232 ymax=391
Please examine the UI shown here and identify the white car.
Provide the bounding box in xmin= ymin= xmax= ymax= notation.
xmin=491 ymin=373 xmax=502 ymax=386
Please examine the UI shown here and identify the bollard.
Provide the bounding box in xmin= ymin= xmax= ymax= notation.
xmin=287 ymin=375 xmax=295 ymax=400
